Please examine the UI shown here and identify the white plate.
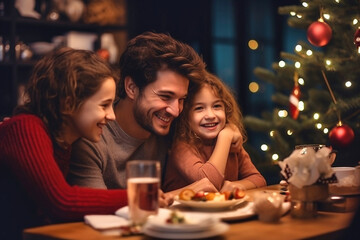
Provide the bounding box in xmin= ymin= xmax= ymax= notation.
xmin=143 ymin=222 xmax=229 ymax=239
xmin=145 ymin=214 xmax=217 ymax=233
xmin=169 ymin=201 xmax=291 ymax=221
xmin=171 ymin=201 xmax=255 ymax=221
xmin=176 ymin=195 xmax=248 ymax=210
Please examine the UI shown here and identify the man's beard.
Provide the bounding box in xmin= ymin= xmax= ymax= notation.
xmin=133 ymin=96 xmax=158 ymax=135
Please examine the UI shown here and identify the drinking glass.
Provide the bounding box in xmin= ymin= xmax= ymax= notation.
xmin=126 ymin=160 xmax=160 ymax=226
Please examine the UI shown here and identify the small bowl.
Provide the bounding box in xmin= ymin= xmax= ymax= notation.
xmin=332 ymin=167 xmax=355 ymax=186
xmin=29 ymin=42 xmax=55 ymax=55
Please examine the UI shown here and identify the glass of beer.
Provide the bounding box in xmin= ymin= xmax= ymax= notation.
xmin=126 ymin=160 xmax=160 ymax=226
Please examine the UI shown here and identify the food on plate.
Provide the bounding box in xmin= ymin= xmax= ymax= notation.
xmin=192 ymin=191 xmax=207 ymax=201
xmin=166 ymin=210 xmax=186 ymax=224
xmin=178 ymin=188 xmax=246 ymax=202
xmin=234 ymin=188 xmax=246 ymax=199
xmin=205 ymin=192 xmax=216 ymax=201
xmin=179 ymin=189 xmax=195 ymax=201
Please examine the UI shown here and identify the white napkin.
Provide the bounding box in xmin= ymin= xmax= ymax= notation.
xmin=115 ymin=206 xmax=173 ymax=219
xmin=84 ymin=214 xmax=129 ymax=236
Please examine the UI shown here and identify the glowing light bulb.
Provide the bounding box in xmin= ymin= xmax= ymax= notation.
xmin=287 ymin=130 xmax=293 ymax=135
xmin=326 ymin=60 xmax=332 ymax=65
xmin=298 ymin=78 xmax=304 ymax=85
xmin=323 ymin=14 xmax=330 ymax=20
xmin=249 ymin=82 xmax=259 ymax=93
xmin=306 ymin=50 xmax=313 ymax=56
xmin=298 ymin=101 xmax=304 ymax=111
xmin=261 ymin=144 xmax=268 ymax=151
xmin=272 ymin=154 xmax=279 ymax=161
xmin=295 ymin=62 xmax=301 ymax=68
xmin=278 ymin=110 xmax=288 ymax=118
xmin=316 ymin=123 xmax=322 ymax=129
xmin=323 ymin=128 xmax=329 ymax=134
xmin=248 ymin=40 xmax=259 ymax=50
xmin=313 ymin=113 xmax=320 ymax=120
xmin=345 ymin=81 xmax=352 ymax=87
xmin=295 ymin=45 xmax=302 ymax=52
xmin=279 ymin=60 xmax=286 ymax=67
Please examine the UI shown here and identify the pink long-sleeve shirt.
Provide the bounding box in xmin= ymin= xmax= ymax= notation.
xmin=163 ymin=141 xmax=266 ymax=192
xmin=0 ymin=114 xmax=127 ymax=233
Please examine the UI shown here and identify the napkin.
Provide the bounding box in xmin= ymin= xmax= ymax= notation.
xmin=115 ymin=206 xmax=173 ymax=219
xmin=84 ymin=215 xmax=129 ymax=236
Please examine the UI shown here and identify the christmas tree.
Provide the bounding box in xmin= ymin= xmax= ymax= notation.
xmin=244 ymin=0 xmax=360 ymax=176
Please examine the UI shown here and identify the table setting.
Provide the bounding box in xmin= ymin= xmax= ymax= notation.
xmin=24 ymin=150 xmax=359 ymax=240
xmin=23 ymin=183 xmax=356 ymax=240
xmin=79 ymin=146 xmax=360 ymax=239
xmin=84 ymin=183 xmax=291 ymax=239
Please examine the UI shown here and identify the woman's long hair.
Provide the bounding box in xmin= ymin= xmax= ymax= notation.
xmin=15 ymin=47 xmax=119 ymax=147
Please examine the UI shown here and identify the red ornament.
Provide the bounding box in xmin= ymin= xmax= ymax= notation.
xmin=354 ymin=27 xmax=360 ymax=50
xmin=96 ymin=48 xmax=110 ymax=61
xmin=329 ymin=124 xmax=355 ymax=148
xmin=289 ymin=84 xmax=301 ymax=119
xmin=307 ymin=20 xmax=332 ymax=47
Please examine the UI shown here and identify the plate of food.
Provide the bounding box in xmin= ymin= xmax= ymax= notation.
xmin=175 ymin=188 xmax=248 ymax=210
xmin=145 ymin=210 xmax=218 ymax=233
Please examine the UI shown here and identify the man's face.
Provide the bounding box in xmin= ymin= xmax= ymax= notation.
xmin=133 ymin=70 xmax=189 ymax=136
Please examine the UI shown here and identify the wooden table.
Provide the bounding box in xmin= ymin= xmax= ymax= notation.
xmin=23 ymin=185 xmax=358 ymax=240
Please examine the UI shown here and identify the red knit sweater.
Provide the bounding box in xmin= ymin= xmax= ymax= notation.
xmin=0 ymin=114 xmax=127 ymax=224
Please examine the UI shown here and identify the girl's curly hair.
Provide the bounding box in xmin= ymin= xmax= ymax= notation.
xmin=173 ymin=71 xmax=247 ymax=153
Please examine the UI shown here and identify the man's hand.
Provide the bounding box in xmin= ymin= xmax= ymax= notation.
xmin=159 ymin=189 xmax=174 ymax=207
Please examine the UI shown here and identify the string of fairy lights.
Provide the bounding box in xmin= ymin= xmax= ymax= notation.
xmin=247 ymin=0 xmax=358 ymax=161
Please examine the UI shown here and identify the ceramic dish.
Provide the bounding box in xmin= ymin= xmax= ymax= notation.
xmin=143 ymin=222 xmax=229 ymax=239
xmin=176 ymin=195 xmax=248 ymax=210
xmin=145 ymin=214 xmax=217 ymax=233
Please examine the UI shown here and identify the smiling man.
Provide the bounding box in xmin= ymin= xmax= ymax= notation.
xmin=67 ymin=32 xmax=216 ymax=200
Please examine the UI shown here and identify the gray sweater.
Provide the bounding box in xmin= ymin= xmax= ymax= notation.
xmin=67 ymin=120 xmax=168 ymax=189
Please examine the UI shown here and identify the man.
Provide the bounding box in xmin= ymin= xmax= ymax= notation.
xmin=67 ymin=32 xmax=218 ymax=201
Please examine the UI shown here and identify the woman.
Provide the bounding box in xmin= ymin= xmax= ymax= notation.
xmin=0 ymin=48 xmax=169 ymax=240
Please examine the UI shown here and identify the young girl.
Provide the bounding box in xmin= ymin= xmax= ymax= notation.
xmin=163 ymin=72 xmax=266 ymax=192
xmin=0 ymin=48 xmax=168 ymax=240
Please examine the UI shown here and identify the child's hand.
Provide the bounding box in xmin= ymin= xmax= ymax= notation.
xmin=219 ymin=124 xmax=236 ymax=139
xmin=220 ymin=180 xmax=245 ymax=193
xmin=189 ymin=178 xmax=218 ymax=193
xmin=222 ymin=124 xmax=243 ymax=153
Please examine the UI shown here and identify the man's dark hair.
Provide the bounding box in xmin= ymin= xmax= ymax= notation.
xmin=117 ymin=31 xmax=206 ymax=98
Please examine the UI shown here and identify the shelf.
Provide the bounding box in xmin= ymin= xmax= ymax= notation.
xmin=14 ymin=17 xmax=127 ymax=32
xmin=0 ymin=1 xmax=128 ymax=117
